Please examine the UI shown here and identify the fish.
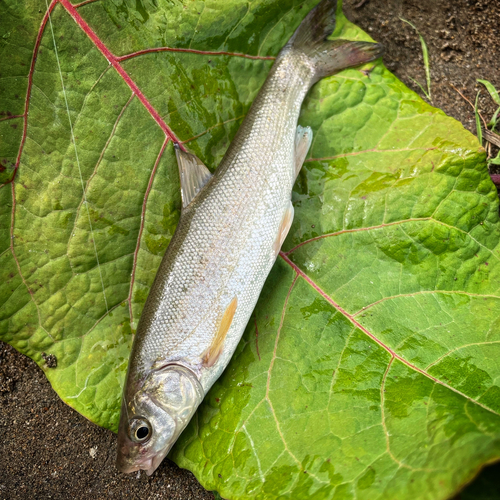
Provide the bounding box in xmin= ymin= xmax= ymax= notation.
xmin=116 ymin=0 xmax=383 ymax=476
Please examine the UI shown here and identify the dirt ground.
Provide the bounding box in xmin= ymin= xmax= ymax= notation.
xmin=346 ymin=0 xmax=500 ymax=168
xmin=1 ymin=0 xmax=500 ymax=498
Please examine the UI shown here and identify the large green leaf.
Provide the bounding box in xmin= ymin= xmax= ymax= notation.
xmin=1 ymin=0 xmax=500 ymax=498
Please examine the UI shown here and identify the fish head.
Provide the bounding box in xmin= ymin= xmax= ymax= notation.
xmin=116 ymin=363 xmax=204 ymax=476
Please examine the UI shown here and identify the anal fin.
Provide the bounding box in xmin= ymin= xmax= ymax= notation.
xmin=202 ymin=297 xmax=238 ymax=368
xmin=273 ymin=202 xmax=294 ymax=257
xmin=295 ymin=125 xmax=313 ymax=179
xmin=174 ymin=143 xmax=213 ymax=208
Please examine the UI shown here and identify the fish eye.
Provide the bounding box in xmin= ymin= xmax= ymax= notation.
xmin=136 ymin=426 xmax=149 ymax=440
xmin=129 ymin=417 xmax=152 ymax=443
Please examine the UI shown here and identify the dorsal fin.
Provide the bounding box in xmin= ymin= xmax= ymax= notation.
xmin=202 ymin=297 xmax=238 ymax=368
xmin=174 ymin=143 xmax=212 ymax=208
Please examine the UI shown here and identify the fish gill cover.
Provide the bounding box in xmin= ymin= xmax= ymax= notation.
xmin=1 ymin=0 xmax=499 ymax=499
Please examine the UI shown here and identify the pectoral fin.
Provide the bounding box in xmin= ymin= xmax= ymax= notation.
xmin=295 ymin=125 xmax=313 ymax=178
xmin=202 ymin=297 xmax=238 ymax=368
xmin=273 ymin=203 xmax=294 ymax=257
xmin=174 ymin=143 xmax=212 ymax=207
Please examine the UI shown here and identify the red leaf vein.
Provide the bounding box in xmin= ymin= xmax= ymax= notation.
xmin=279 ymin=252 xmax=500 ymax=418
xmin=8 ymin=0 xmax=58 ymax=186
xmin=59 ymin=0 xmax=183 ymax=147
xmin=0 ymin=114 xmax=24 ymax=123
xmin=116 ymin=47 xmax=275 ymax=62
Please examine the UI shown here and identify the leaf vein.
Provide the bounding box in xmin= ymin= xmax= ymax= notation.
xmin=279 ymin=252 xmax=500 ymax=418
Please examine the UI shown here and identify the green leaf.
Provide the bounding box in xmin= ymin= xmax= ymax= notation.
xmin=477 ymin=80 xmax=500 ymax=132
xmin=400 ymin=18 xmax=432 ymax=102
xmin=487 ymin=107 xmax=500 ymax=131
xmin=478 ymin=79 xmax=500 ymax=107
xmin=1 ymin=1 xmax=498 ymax=499
xmin=475 ymin=90 xmax=483 ymax=144
xmin=488 ymin=148 xmax=500 ymax=166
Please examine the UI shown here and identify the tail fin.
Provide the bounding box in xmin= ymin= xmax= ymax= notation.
xmin=288 ymin=0 xmax=383 ymax=81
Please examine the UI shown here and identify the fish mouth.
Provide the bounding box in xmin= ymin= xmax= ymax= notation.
xmin=116 ymin=445 xmax=173 ymax=476
xmin=116 ymin=456 xmax=153 ymax=474
xmin=145 ymin=452 xmax=169 ymax=476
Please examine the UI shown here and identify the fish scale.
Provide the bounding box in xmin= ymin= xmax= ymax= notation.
xmin=130 ymin=57 xmax=308 ymax=381
xmin=116 ymin=0 xmax=383 ymax=476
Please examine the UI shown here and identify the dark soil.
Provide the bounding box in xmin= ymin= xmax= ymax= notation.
xmin=1 ymin=0 xmax=500 ymax=498
xmin=0 ymin=344 xmax=214 ymax=500
xmin=345 ymin=0 xmax=500 ymax=169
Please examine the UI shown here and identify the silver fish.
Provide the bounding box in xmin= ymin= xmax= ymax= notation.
xmin=116 ymin=0 xmax=382 ymax=475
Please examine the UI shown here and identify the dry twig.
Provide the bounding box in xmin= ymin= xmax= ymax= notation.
xmin=484 ymin=129 xmax=500 ymax=148
xmin=354 ymin=0 xmax=369 ymax=8
xmin=450 ymin=83 xmax=488 ymax=128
